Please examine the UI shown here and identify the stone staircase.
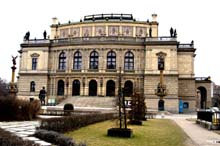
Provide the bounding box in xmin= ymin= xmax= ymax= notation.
xmin=58 ymin=96 xmax=117 ymax=108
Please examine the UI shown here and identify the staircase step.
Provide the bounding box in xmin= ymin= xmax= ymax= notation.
xmin=58 ymin=96 xmax=117 ymax=108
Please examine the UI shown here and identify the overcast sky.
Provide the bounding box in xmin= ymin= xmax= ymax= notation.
xmin=0 ymin=0 xmax=219 ymax=84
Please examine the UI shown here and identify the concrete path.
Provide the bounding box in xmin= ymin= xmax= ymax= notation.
xmin=157 ymin=113 xmax=220 ymax=146
xmin=0 ymin=121 xmax=51 ymax=146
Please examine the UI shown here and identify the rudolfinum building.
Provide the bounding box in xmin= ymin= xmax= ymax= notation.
xmin=17 ymin=14 xmax=212 ymax=113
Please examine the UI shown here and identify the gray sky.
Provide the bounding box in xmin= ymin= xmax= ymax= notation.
xmin=0 ymin=0 xmax=219 ymax=84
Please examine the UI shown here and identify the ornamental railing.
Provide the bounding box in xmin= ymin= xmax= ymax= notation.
xmin=22 ymin=36 xmax=177 ymax=45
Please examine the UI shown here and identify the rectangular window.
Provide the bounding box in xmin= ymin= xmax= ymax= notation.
xmin=183 ymin=102 xmax=189 ymax=109
xmin=32 ymin=58 xmax=37 ymax=70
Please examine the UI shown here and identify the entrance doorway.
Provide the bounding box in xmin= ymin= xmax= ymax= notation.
xmin=89 ymin=80 xmax=97 ymax=96
xmin=106 ymin=80 xmax=115 ymax=96
xmin=197 ymin=86 xmax=207 ymax=109
xmin=57 ymin=80 xmax=64 ymax=96
xmin=124 ymin=80 xmax=133 ymax=97
xmin=72 ymin=80 xmax=80 ymax=96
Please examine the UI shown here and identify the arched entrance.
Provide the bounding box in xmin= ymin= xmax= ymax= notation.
xmin=124 ymin=80 xmax=133 ymax=97
xmin=197 ymin=86 xmax=207 ymax=109
xmin=57 ymin=80 xmax=64 ymax=96
xmin=106 ymin=80 xmax=115 ymax=96
xmin=89 ymin=80 xmax=97 ymax=96
xmin=72 ymin=80 xmax=80 ymax=96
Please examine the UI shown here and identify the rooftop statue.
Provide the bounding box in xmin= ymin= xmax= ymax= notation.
xmin=12 ymin=56 xmax=18 ymax=66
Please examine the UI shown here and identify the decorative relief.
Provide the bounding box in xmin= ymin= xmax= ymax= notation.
xmin=136 ymin=27 xmax=147 ymax=37
xmin=108 ymin=26 xmax=119 ymax=36
xmin=70 ymin=27 xmax=80 ymax=37
xmin=122 ymin=26 xmax=133 ymax=37
xmin=60 ymin=28 xmax=69 ymax=38
xmin=82 ymin=26 xmax=92 ymax=37
xmin=95 ymin=26 xmax=106 ymax=36
xmin=30 ymin=53 xmax=40 ymax=57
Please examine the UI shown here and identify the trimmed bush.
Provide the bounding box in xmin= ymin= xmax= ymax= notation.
xmin=0 ymin=128 xmax=39 ymax=146
xmin=64 ymin=103 xmax=74 ymax=115
xmin=107 ymin=128 xmax=133 ymax=138
xmin=64 ymin=103 xmax=74 ymax=110
xmin=39 ymin=113 xmax=116 ymax=132
xmin=34 ymin=129 xmax=86 ymax=146
xmin=0 ymin=98 xmax=41 ymax=121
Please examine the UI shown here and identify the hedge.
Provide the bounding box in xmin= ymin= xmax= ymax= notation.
xmin=39 ymin=113 xmax=116 ymax=132
xmin=34 ymin=129 xmax=86 ymax=146
xmin=0 ymin=128 xmax=39 ymax=146
xmin=0 ymin=98 xmax=40 ymax=121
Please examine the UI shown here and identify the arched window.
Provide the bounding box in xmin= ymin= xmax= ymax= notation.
xmin=107 ymin=51 xmax=116 ymax=69
xmin=90 ymin=51 xmax=99 ymax=69
xmin=57 ymin=80 xmax=64 ymax=96
xmin=73 ymin=51 xmax=82 ymax=70
xmin=72 ymin=80 xmax=80 ymax=96
xmin=59 ymin=52 xmax=66 ymax=70
xmin=30 ymin=81 xmax=35 ymax=92
xmin=124 ymin=51 xmax=134 ymax=70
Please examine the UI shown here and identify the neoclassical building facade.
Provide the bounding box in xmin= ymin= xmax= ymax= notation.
xmin=17 ymin=14 xmax=211 ymax=112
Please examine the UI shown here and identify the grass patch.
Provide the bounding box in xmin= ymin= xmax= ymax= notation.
xmin=66 ymin=119 xmax=188 ymax=146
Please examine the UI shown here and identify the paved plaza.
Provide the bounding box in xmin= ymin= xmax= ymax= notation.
xmin=157 ymin=113 xmax=220 ymax=146
xmin=0 ymin=121 xmax=51 ymax=146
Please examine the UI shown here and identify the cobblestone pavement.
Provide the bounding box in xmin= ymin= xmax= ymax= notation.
xmin=156 ymin=113 xmax=220 ymax=146
xmin=0 ymin=121 xmax=51 ymax=146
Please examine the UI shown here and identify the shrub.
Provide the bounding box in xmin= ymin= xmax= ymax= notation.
xmin=64 ymin=103 xmax=74 ymax=116
xmin=64 ymin=103 xmax=74 ymax=110
xmin=0 ymin=128 xmax=39 ymax=146
xmin=34 ymin=129 xmax=85 ymax=146
xmin=107 ymin=128 xmax=133 ymax=138
xmin=39 ymin=113 xmax=116 ymax=132
xmin=0 ymin=98 xmax=41 ymax=121
xmin=128 ymin=93 xmax=147 ymax=125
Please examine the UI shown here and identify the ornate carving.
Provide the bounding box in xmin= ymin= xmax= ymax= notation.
xmin=82 ymin=26 xmax=92 ymax=37
xmin=60 ymin=28 xmax=69 ymax=38
xmin=70 ymin=27 xmax=80 ymax=37
xmin=109 ymin=26 xmax=119 ymax=36
xmin=122 ymin=26 xmax=133 ymax=36
xmin=95 ymin=26 xmax=105 ymax=36
xmin=30 ymin=53 xmax=40 ymax=57
xmin=136 ymin=27 xmax=146 ymax=37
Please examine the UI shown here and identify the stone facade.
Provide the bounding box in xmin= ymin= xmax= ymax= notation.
xmin=17 ymin=14 xmax=211 ymax=113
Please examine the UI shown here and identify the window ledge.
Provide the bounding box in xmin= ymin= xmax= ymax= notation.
xmin=56 ymin=70 xmax=66 ymax=72
xmin=124 ymin=70 xmax=135 ymax=72
xmin=71 ymin=69 xmax=81 ymax=72
xmin=88 ymin=69 xmax=99 ymax=72
xmin=106 ymin=69 xmax=117 ymax=72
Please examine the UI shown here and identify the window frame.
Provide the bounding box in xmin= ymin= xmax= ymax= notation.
xmin=58 ymin=52 xmax=66 ymax=70
xmin=30 ymin=81 xmax=35 ymax=92
xmin=32 ymin=57 xmax=38 ymax=70
xmin=89 ymin=51 xmax=99 ymax=69
xmin=107 ymin=50 xmax=116 ymax=69
xmin=73 ymin=51 xmax=82 ymax=70
xmin=124 ymin=51 xmax=134 ymax=70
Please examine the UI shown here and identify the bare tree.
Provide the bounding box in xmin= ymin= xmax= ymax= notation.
xmin=0 ymin=78 xmax=9 ymax=98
